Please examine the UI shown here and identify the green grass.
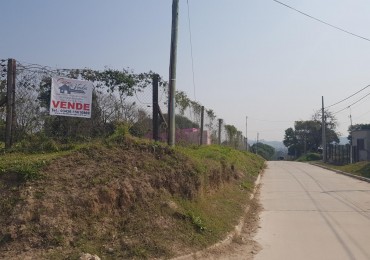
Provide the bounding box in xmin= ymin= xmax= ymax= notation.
xmin=0 ymin=136 xmax=266 ymax=259
xmin=176 ymin=145 xmax=264 ymax=176
xmin=168 ymin=145 xmax=265 ymax=250
xmin=0 ymin=143 xmax=89 ymax=181
xmin=297 ymin=153 xmax=322 ymax=162
xmin=318 ymin=161 xmax=370 ymax=179
xmin=0 ymin=138 xmax=96 ymax=181
xmin=174 ymin=184 xmax=252 ymax=247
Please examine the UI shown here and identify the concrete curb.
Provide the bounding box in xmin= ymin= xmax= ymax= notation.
xmin=171 ymin=172 xmax=263 ymax=260
xmin=311 ymin=163 xmax=370 ymax=183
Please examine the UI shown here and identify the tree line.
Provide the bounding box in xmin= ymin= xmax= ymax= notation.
xmin=283 ymin=109 xmax=370 ymax=160
xmin=0 ymin=65 xmax=247 ymax=150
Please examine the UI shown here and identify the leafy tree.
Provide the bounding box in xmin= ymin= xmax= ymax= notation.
xmin=283 ymin=114 xmax=339 ymax=158
xmin=347 ymin=124 xmax=370 ymax=143
xmin=162 ymin=114 xmax=199 ymax=129
xmin=312 ymin=110 xmax=337 ymax=132
xmin=251 ymin=142 xmax=275 ymax=160
xmin=175 ymin=114 xmax=199 ymax=129
xmin=349 ymin=124 xmax=370 ymax=131
xmin=0 ymin=79 xmax=6 ymax=105
xmin=175 ymin=91 xmax=191 ymax=115
xmin=224 ymin=124 xmax=237 ymax=146
xmin=205 ymin=109 xmax=218 ymax=144
xmin=129 ymin=109 xmax=152 ymax=137
xmin=34 ymin=68 xmax=163 ymax=141
xmin=283 ymin=127 xmax=299 ymax=157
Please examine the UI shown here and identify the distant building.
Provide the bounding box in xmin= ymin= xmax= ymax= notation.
xmin=351 ymin=130 xmax=370 ymax=162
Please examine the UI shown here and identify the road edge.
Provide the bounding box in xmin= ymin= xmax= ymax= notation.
xmin=311 ymin=163 xmax=370 ymax=183
xmin=171 ymin=170 xmax=263 ymax=260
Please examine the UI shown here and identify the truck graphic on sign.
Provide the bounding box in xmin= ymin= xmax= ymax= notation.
xmin=59 ymin=84 xmax=86 ymax=94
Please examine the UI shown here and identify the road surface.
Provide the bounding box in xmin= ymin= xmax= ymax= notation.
xmin=255 ymin=161 xmax=370 ymax=260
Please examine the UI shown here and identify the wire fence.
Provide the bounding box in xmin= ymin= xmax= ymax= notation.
xmin=325 ymin=144 xmax=351 ymax=165
xmin=0 ymin=58 xmax=247 ymax=150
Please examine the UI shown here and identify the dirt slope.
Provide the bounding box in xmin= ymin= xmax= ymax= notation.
xmin=0 ymin=139 xmax=264 ymax=259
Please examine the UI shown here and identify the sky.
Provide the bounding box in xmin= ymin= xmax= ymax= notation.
xmin=2 ymin=0 xmax=370 ymax=142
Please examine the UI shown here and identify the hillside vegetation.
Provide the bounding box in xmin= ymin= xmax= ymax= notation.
xmin=319 ymin=161 xmax=370 ymax=179
xmin=0 ymin=134 xmax=265 ymax=259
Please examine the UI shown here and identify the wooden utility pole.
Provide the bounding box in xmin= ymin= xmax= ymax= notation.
xmin=322 ymin=96 xmax=327 ymax=162
xmin=152 ymin=74 xmax=159 ymax=141
xmin=349 ymin=111 xmax=353 ymax=163
xmin=168 ymin=0 xmax=179 ymax=146
xmin=200 ymin=106 xmax=204 ymax=145
xmin=245 ymin=116 xmax=248 ymax=151
xmin=218 ymin=119 xmax=223 ymax=145
xmin=5 ymin=59 xmax=15 ymax=149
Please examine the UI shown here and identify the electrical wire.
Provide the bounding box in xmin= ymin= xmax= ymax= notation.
xmin=186 ymin=0 xmax=197 ymax=101
xmin=332 ymin=91 xmax=370 ymax=115
xmin=272 ymin=0 xmax=370 ymax=43
xmin=325 ymin=84 xmax=370 ymax=109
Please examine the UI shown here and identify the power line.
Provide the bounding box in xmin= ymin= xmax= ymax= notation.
xmin=332 ymin=91 xmax=370 ymax=115
xmin=186 ymin=0 xmax=197 ymax=101
xmin=272 ymin=0 xmax=370 ymax=43
xmin=325 ymin=84 xmax=370 ymax=109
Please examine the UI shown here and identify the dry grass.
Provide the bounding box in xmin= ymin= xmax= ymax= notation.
xmin=0 ymin=137 xmax=265 ymax=259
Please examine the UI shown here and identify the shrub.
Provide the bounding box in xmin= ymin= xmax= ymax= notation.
xmin=297 ymin=153 xmax=322 ymax=162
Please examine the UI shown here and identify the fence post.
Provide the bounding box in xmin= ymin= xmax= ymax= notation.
xmin=152 ymin=74 xmax=159 ymax=141
xmin=218 ymin=119 xmax=223 ymax=145
xmin=199 ymin=106 xmax=204 ymax=145
xmin=5 ymin=59 xmax=15 ymax=149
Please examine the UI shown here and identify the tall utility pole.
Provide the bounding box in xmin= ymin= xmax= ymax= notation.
xmin=218 ymin=119 xmax=223 ymax=145
xmin=349 ymin=111 xmax=353 ymax=164
xmin=167 ymin=0 xmax=179 ymax=146
xmin=322 ymin=96 xmax=327 ymax=162
xmin=245 ymin=116 xmax=248 ymax=151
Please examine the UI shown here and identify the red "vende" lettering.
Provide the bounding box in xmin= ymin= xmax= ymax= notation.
xmin=52 ymin=101 xmax=90 ymax=111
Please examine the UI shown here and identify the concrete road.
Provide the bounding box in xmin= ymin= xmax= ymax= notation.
xmin=255 ymin=161 xmax=370 ymax=260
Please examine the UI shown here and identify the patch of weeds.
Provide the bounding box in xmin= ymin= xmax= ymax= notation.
xmin=73 ymin=235 xmax=102 ymax=257
xmin=240 ymin=180 xmax=253 ymax=191
xmin=91 ymin=176 xmax=110 ymax=185
xmin=297 ymin=153 xmax=322 ymax=162
xmin=0 ymin=151 xmax=73 ymax=182
xmin=106 ymin=123 xmax=131 ymax=144
xmin=12 ymin=160 xmax=47 ymax=181
xmin=319 ymin=161 xmax=370 ymax=179
xmin=128 ymin=246 xmax=148 ymax=259
xmin=187 ymin=212 xmax=207 ymax=232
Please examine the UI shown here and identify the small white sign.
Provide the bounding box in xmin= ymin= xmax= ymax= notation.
xmin=50 ymin=77 xmax=93 ymax=118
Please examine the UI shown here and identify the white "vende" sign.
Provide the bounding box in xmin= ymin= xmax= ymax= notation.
xmin=50 ymin=77 xmax=93 ymax=118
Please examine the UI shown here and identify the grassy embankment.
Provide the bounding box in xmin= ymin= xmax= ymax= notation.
xmin=316 ymin=161 xmax=370 ymax=179
xmin=0 ymin=135 xmax=265 ymax=259
xmin=296 ymin=152 xmax=370 ymax=179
